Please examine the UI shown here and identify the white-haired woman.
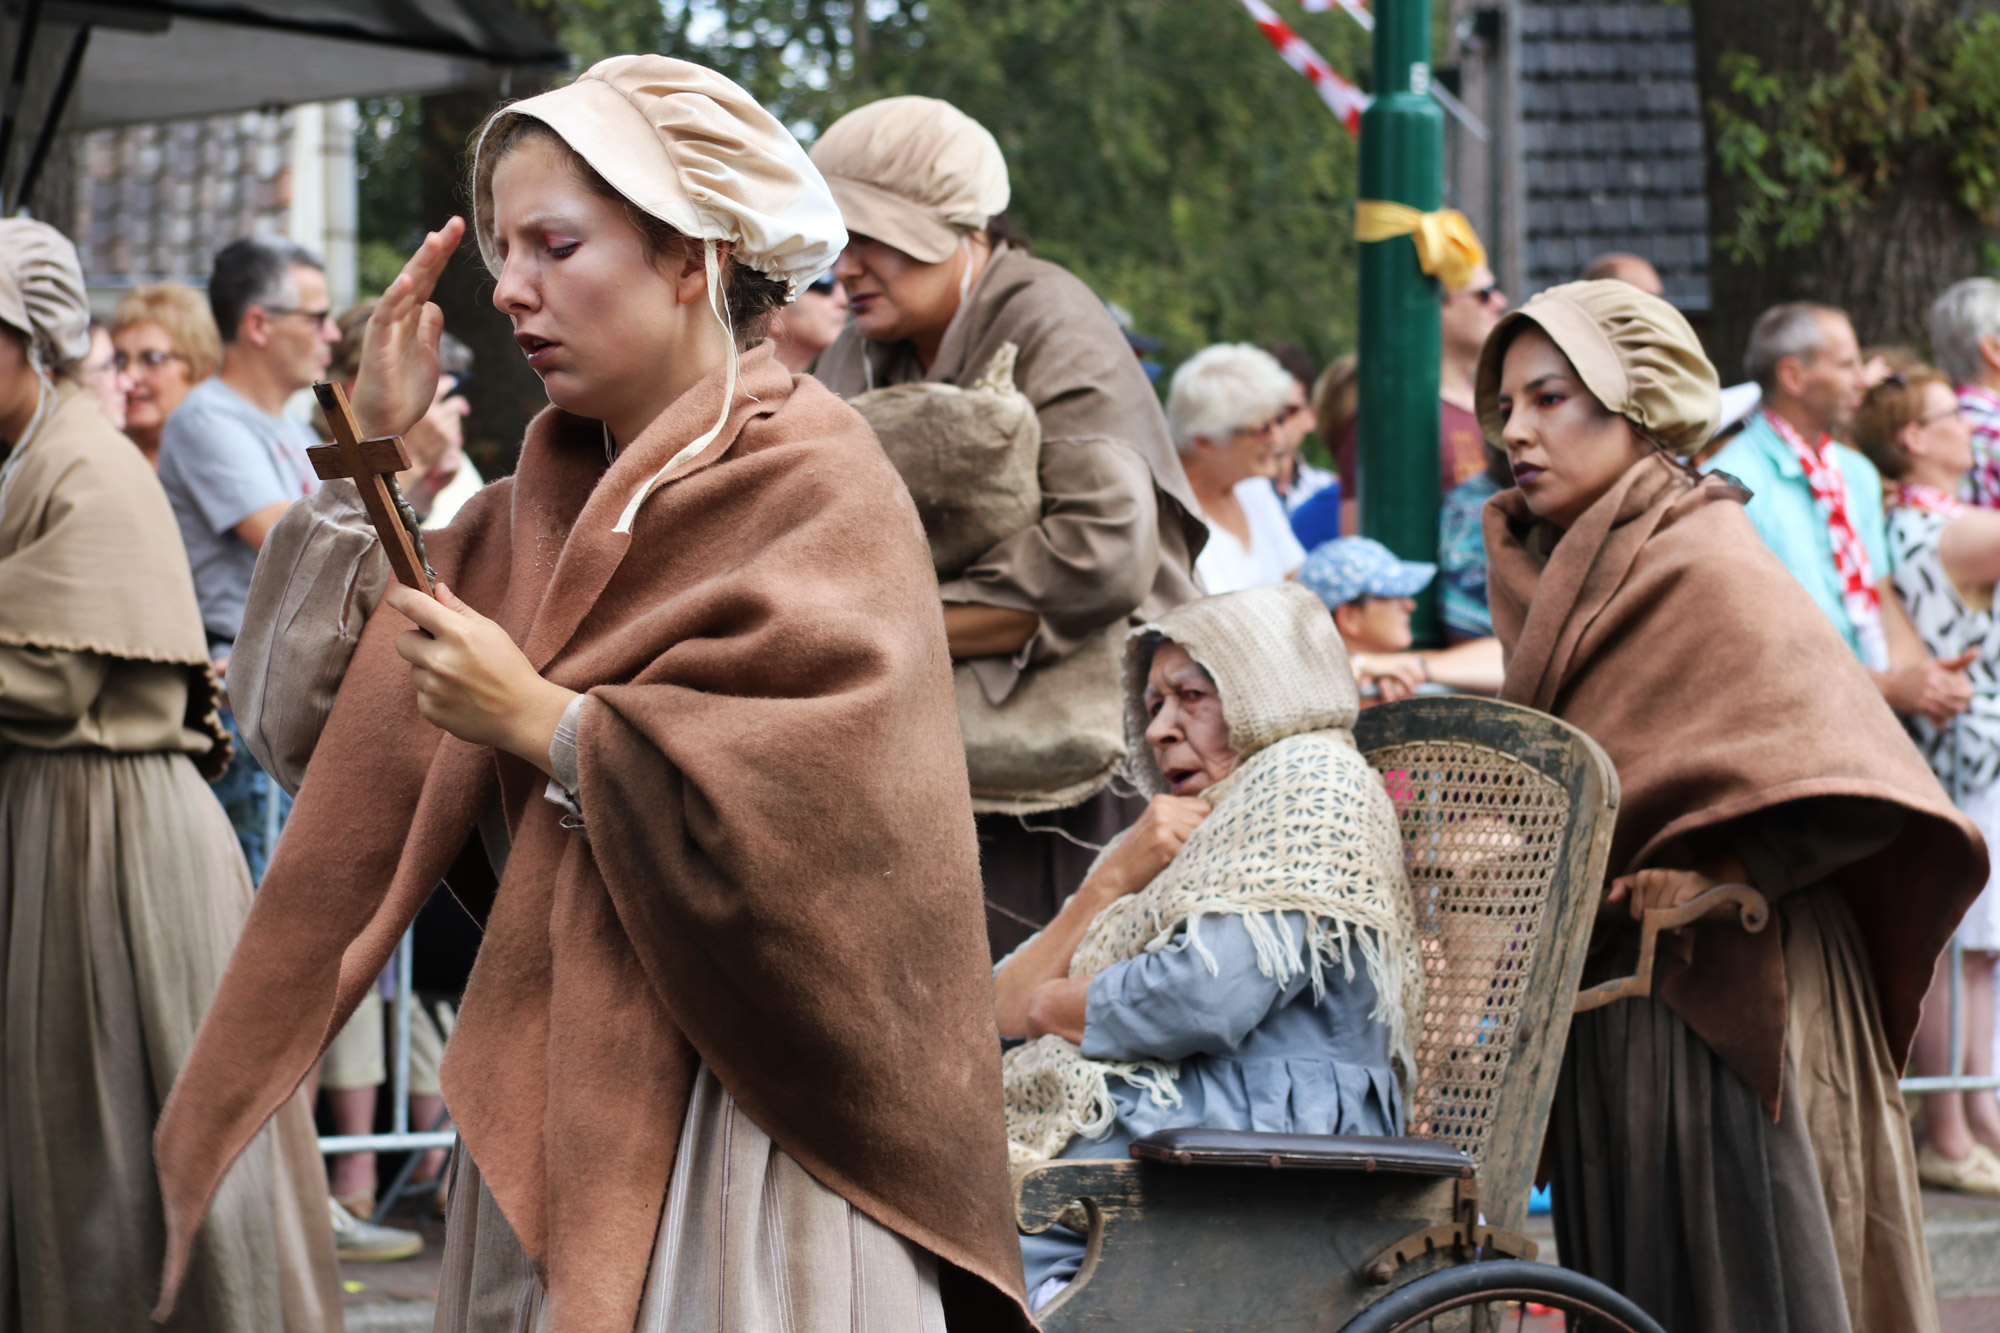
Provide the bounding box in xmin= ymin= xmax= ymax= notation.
xmin=1928 ymin=278 xmax=2000 ymax=508
xmin=1168 ymin=342 xmax=1307 ymax=593
xmin=152 ymin=57 xmax=1031 ymax=1332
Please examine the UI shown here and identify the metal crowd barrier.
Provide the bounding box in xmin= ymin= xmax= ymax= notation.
xmin=1900 ymin=939 xmax=2000 ymax=1095
xmin=316 ymin=927 xmax=458 ymax=1158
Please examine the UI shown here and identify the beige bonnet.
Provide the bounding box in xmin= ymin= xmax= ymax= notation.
xmin=1475 ymin=279 xmax=1720 ymax=455
xmin=471 ymin=55 xmax=846 ymax=297
xmin=1122 ymin=583 xmax=1359 ymax=797
xmin=0 ymin=219 xmax=90 ymax=368
xmin=808 ymin=96 xmax=1010 ymax=265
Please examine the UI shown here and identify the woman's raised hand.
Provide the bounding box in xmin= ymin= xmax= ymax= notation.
xmin=352 ymin=217 xmax=466 ymax=440
xmin=1089 ymin=794 xmax=1211 ymax=901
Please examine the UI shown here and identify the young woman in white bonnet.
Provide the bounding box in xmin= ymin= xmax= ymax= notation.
xmin=991 ymin=584 xmax=1421 ymax=1313
xmin=810 ymin=97 xmax=1207 ymax=962
xmin=0 ymin=220 xmax=342 ymax=1330
xmin=151 ymin=57 xmax=1033 ymax=1332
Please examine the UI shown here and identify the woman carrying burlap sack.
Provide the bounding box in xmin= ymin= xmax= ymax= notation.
xmin=991 ymin=584 xmax=1422 ymax=1313
xmin=813 ymin=97 xmax=1206 ymax=959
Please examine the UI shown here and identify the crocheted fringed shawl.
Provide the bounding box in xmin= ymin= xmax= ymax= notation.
xmin=1002 ymin=584 xmax=1423 ymax=1165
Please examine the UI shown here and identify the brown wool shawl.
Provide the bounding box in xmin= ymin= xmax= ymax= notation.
xmin=152 ymin=345 xmax=1032 ymax=1331
xmin=0 ymin=382 xmax=227 ymax=769
xmin=1485 ymin=454 xmax=1986 ymax=1113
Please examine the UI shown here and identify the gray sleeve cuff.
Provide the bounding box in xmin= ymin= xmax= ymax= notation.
xmin=543 ymin=692 xmax=588 ymax=819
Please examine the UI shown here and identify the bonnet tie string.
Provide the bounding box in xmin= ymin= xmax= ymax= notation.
xmin=613 ymin=238 xmax=737 ymax=534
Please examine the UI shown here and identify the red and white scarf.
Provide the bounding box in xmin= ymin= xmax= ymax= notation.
xmin=1766 ymin=408 xmax=1887 ymax=668
xmin=1897 ymin=482 xmax=1965 ymax=517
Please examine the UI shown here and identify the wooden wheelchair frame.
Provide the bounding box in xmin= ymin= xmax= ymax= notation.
xmin=1017 ymin=697 xmax=1729 ymax=1331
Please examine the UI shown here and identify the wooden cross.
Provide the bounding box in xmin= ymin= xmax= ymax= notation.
xmin=307 ymin=380 xmax=436 ymax=596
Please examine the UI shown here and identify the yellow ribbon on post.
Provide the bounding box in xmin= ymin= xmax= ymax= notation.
xmin=1353 ymin=201 xmax=1487 ymax=294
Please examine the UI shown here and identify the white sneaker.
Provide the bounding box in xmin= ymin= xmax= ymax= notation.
xmin=327 ymin=1197 xmax=424 ymax=1262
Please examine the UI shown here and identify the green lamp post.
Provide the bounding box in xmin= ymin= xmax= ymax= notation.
xmin=1356 ymin=0 xmax=1445 ymax=644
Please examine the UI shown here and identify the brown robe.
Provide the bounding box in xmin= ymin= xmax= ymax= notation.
xmin=818 ymin=244 xmax=1204 ymax=955
xmin=1487 ymin=454 xmax=1983 ymax=1101
xmin=0 ymin=384 xmax=338 ymax=1333
xmin=152 ymin=346 xmax=1032 ymax=1332
xmin=816 ymin=243 xmax=1205 ymax=690
xmin=1487 ymin=454 xmax=1985 ymax=1331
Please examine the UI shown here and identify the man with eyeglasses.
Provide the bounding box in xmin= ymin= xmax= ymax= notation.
xmin=1706 ymin=301 xmax=1974 ymax=728
xmin=1327 ymin=259 xmax=1505 ymax=537
xmin=158 ymin=236 xmax=337 ymax=882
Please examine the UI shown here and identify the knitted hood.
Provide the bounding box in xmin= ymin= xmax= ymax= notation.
xmin=1122 ymin=582 xmax=1358 ymax=795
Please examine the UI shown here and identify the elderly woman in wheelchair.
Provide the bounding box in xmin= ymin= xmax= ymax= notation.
xmin=993 ymin=584 xmax=1424 ymax=1313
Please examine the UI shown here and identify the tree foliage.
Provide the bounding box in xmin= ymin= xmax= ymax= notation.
xmin=359 ymin=1 xmax=1383 ymax=368
xmin=668 ymin=1 xmax=1373 ymax=365
xmin=1706 ymin=1 xmax=2000 ymax=266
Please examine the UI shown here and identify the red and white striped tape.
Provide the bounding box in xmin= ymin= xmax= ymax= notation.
xmin=1257 ymin=0 xmax=1490 ymax=143
xmin=1299 ymin=0 xmax=1374 ymax=29
xmin=1235 ymin=0 xmax=1370 ymax=136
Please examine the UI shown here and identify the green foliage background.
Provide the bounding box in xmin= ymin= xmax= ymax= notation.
xmin=359 ymin=0 xmax=1384 ymax=369
xmin=1706 ymin=2 xmax=2000 ymax=266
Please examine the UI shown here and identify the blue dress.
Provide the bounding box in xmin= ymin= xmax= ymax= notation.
xmin=1020 ymin=909 xmax=1404 ymax=1297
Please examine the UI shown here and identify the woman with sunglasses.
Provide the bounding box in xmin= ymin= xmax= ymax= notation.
xmin=1853 ymin=367 xmax=2000 ymax=1201
xmin=811 ymin=96 xmax=1203 ymax=961
xmin=109 ymin=283 xmax=220 ymax=469
xmin=772 ymin=271 xmax=849 ymax=374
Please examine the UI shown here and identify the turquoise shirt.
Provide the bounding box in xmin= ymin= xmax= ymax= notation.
xmin=1704 ymin=412 xmax=1890 ymax=661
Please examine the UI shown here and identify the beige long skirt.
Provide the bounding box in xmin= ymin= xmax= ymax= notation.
xmin=434 ymin=1064 xmax=946 ymax=1333
xmin=1784 ymin=888 xmax=1938 ymax=1333
xmin=0 ymin=746 xmax=341 ymax=1332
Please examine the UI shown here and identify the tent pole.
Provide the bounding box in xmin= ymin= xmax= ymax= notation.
xmin=0 ymin=0 xmax=46 ymax=211
xmin=15 ymin=24 xmax=90 ymax=217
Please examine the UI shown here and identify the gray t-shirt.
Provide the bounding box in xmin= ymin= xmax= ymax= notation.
xmin=159 ymin=377 xmax=321 ymax=651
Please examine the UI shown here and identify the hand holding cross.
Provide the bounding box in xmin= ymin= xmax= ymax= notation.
xmin=307 ymin=381 xmax=436 ymax=595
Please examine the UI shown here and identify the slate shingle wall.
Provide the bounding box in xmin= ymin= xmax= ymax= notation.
xmin=1517 ymin=0 xmax=1710 ymax=309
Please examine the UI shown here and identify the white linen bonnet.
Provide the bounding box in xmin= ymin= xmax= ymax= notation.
xmin=471 ymin=56 xmax=848 ymax=531
xmin=0 ymin=219 xmax=91 ymax=368
xmin=471 ymin=55 xmax=846 ymax=298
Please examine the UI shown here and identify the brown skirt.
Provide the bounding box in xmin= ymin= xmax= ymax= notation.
xmin=433 ymin=1064 xmax=945 ymax=1333
xmin=1550 ymin=899 xmax=1849 ymax=1333
xmin=975 ymin=784 xmax=1146 ymax=961
xmin=0 ymin=746 xmax=340 ymax=1333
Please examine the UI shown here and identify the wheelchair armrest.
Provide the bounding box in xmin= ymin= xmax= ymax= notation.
xmin=1129 ymin=1129 xmax=1474 ymax=1178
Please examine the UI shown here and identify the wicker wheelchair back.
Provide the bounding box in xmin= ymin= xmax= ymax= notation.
xmin=1016 ymin=696 xmax=1632 ymax=1331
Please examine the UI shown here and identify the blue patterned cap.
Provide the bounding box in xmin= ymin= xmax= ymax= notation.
xmin=1297 ymin=537 xmax=1436 ymax=609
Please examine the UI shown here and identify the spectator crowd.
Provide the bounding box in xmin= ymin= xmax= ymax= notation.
xmin=4 ymin=50 xmax=1999 ymax=1333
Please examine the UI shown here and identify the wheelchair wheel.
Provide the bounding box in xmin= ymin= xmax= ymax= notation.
xmin=1338 ymin=1259 xmax=1666 ymax=1333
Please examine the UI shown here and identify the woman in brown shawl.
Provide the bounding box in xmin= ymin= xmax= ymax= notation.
xmin=810 ymin=97 xmax=1206 ymax=958
xmin=1480 ymin=280 xmax=1986 ymax=1333
xmin=151 ymin=58 xmax=1030 ymax=1332
xmin=0 ymin=221 xmax=340 ymax=1330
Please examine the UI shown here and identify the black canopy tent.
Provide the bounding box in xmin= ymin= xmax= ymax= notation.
xmin=0 ymin=0 xmax=567 ymax=213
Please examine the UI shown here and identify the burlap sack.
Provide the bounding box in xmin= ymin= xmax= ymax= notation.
xmin=957 ymin=621 xmax=1126 ymax=814
xmin=849 ymin=343 xmax=1040 ymax=578
xmin=853 ymin=344 xmax=1124 ymax=813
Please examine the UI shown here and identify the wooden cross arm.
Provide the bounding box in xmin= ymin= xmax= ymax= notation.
xmin=310 ymin=380 xmax=434 ymax=595
xmin=306 ymin=434 xmax=414 ymax=481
